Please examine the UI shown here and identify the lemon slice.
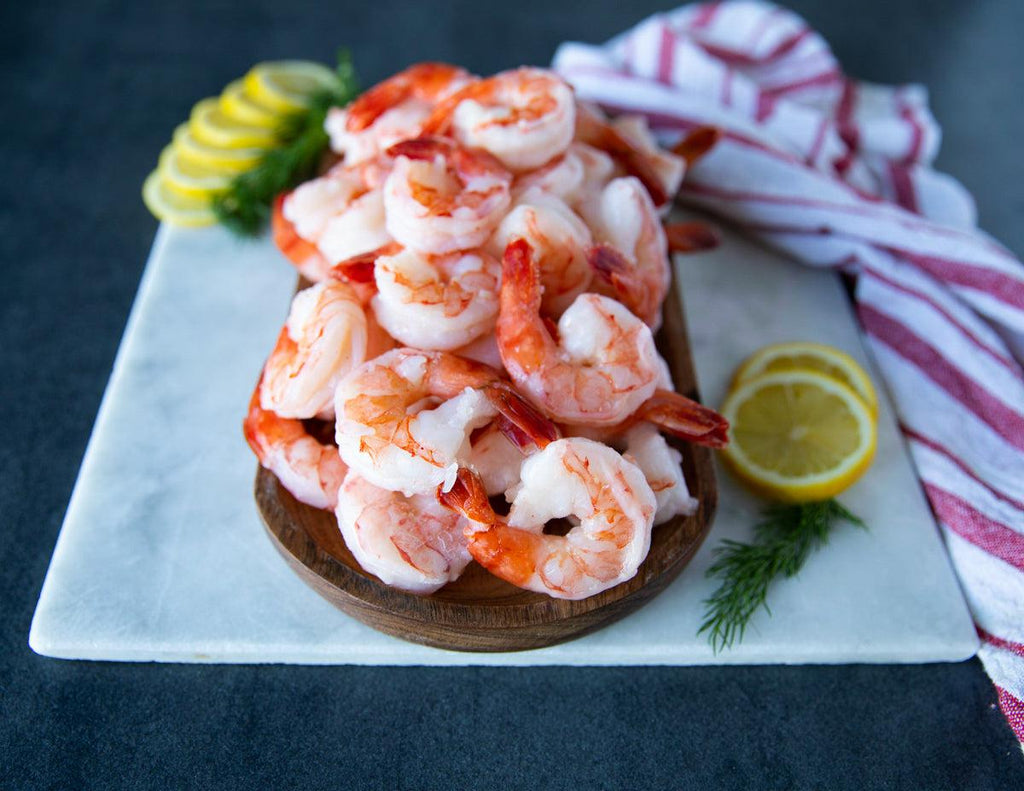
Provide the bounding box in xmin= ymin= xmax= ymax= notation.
xmin=719 ymin=369 xmax=877 ymax=502
xmin=142 ymin=170 xmax=217 ymax=227
xmin=219 ymin=79 xmax=281 ymax=129
xmin=732 ymin=342 xmax=878 ymax=416
xmin=158 ymin=145 xmax=234 ymax=200
xmin=189 ymin=97 xmax=279 ymax=149
xmin=172 ymin=124 xmax=265 ymax=173
xmin=243 ymin=60 xmax=337 ymax=114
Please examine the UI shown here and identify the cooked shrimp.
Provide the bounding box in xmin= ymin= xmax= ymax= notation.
xmin=383 ymin=137 xmax=512 ymax=255
xmin=582 ymin=176 xmax=671 ymax=328
xmin=609 ymin=115 xmax=685 ymax=207
xmin=511 ymin=142 xmax=616 ymax=208
xmin=622 ymin=424 xmax=697 ymax=524
xmin=334 ymin=348 xmax=557 ymax=496
xmin=370 ymin=246 xmax=501 ymax=351
xmin=422 ymin=67 xmax=576 ymax=172
xmin=243 ymin=379 xmax=346 ymax=510
xmin=497 ymin=238 xmax=661 ymax=426
xmin=325 ymin=62 xmax=472 ymax=165
xmin=452 ymin=332 xmax=503 ymax=369
xmin=260 ymin=281 xmax=373 ymax=420
xmin=487 ymin=189 xmax=593 ymax=317
xmin=467 ymin=422 xmax=525 ymax=497
xmin=271 ymin=193 xmax=332 ymax=282
xmin=336 ymin=470 xmax=472 ymax=594
xmin=439 ymin=437 xmax=656 ymax=599
xmin=575 ymin=103 xmax=679 ymax=208
xmin=282 ymin=161 xmax=393 ymax=271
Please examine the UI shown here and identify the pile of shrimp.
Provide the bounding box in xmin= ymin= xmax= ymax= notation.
xmin=245 ymin=62 xmax=729 ymax=600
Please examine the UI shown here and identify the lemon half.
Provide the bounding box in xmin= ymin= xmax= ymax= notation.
xmin=720 ymin=369 xmax=877 ymax=502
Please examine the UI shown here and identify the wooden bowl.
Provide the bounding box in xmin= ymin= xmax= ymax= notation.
xmin=255 ymin=282 xmax=718 ymax=652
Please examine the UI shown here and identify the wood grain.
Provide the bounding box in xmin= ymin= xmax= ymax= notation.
xmin=255 ymin=280 xmax=718 ymax=652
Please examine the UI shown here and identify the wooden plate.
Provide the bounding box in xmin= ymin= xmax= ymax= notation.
xmin=255 ymin=281 xmax=718 ymax=652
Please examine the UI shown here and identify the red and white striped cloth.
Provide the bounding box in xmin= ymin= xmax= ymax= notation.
xmin=554 ymin=0 xmax=1024 ymax=746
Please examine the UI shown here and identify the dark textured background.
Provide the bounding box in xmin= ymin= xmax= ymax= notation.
xmin=2 ymin=1 xmax=1023 ymax=788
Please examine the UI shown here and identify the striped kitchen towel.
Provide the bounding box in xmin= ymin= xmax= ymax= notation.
xmin=554 ymin=0 xmax=1024 ymax=746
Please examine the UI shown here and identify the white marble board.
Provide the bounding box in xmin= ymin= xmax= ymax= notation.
xmin=28 ymin=216 xmax=979 ymax=665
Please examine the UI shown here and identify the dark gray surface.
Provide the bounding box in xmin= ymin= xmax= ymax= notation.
xmin=2 ymin=1 xmax=1022 ymax=788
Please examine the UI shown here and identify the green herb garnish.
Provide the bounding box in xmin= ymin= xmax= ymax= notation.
xmin=699 ymin=499 xmax=866 ymax=653
xmin=212 ymin=51 xmax=360 ymax=236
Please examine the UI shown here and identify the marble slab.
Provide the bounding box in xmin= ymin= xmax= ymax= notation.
xmin=29 ymin=216 xmax=979 ymax=665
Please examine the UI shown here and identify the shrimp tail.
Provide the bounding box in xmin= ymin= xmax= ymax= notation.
xmin=671 ymin=125 xmax=721 ymax=167
xmin=385 ymin=136 xmax=454 ymax=161
xmin=484 ymin=382 xmax=561 ymax=449
xmin=437 ymin=467 xmax=495 ymax=525
xmin=664 ymin=222 xmax=720 ymax=254
xmin=636 ymin=389 xmax=730 ymax=448
xmin=497 ymin=239 xmax=550 ymax=373
xmin=575 ymin=105 xmax=669 ymax=206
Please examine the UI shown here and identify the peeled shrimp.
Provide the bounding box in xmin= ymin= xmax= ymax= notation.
xmin=496 ymin=238 xmax=661 ymax=426
xmin=440 ymin=437 xmax=656 ymax=600
xmin=383 ymin=137 xmax=512 ymax=255
xmin=334 ymin=348 xmax=556 ymax=496
xmin=243 ymin=380 xmax=346 ymax=510
xmin=336 ymin=470 xmax=472 ymax=594
xmin=423 ymin=67 xmax=576 ymax=172
xmin=260 ymin=281 xmax=375 ymax=420
xmin=326 ymin=62 xmax=471 ymax=165
xmin=582 ymin=176 xmax=671 ymax=328
xmin=487 ymin=189 xmax=593 ymax=317
xmin=282 ymin=161 xmax=392 ymax=271
xmin=370 ymin=245 xmax=501 ymax=351
xmin=511 ymin=142 xmax=616 ymax=208
xmin=622 ymin=424 xmax=697 ymax=524
xmin=467 ymin=422 xmax=525 ymax=497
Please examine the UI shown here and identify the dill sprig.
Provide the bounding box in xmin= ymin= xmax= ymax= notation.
xmin=698 ymin=499 xmax=866 ymax=653
xmin=212 ymin=51 xmax=360 ymax=236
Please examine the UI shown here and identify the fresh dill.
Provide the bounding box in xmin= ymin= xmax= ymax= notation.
xmin=212 ymin=51 xmax=360 ymax=236
xmin=698 ymin=499 xmax=866 ymax=653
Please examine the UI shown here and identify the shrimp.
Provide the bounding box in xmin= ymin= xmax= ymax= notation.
xmin=243 ymin=380 xmax=346 ymax=510
xmin=582 ymin=176 xmax=671 ymax=328
xmin=439 ymin=438 xmax=656 ymax=600
xmin=467 ymin=422 xmax=525 ymax=497
xmin=487 ymin=188 xmax=593 ymax=317
xmin=496 ymin=238 xmax=661 ymax=426
xmin=271 ymin=193 xmax=331 ymax=283
xmin=422 ymin=67 xmax=576 ymax=172
xmin=622 ymin=424 xmax=698 ymax=524
xmin=336 ymin=470 xmax=472 ymax=594
xmin=334 ymin=348 xmax=557 ymax=497
xmin=511 ymin=142 xmax=616 ymax=208
xmin=383 ymin=137 xmax=512 ymax=255
xmin=260 ymin=281 xmax=390 ymax=420
xmin=325 ymin=62 xmax=472 ymax=165
xmin=370 ymin=245 xmax=501 ymax=351
xmin=282 ymin=161 xmax=392 ymax=271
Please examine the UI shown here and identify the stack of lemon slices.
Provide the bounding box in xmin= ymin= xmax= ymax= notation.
xmin=142 ymin=61 xmax=338 ymax=227
xmin=719 ymin=342 xmax=879 ymax=502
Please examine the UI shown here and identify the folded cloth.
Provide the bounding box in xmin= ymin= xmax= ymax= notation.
xmin=554 ymin=0 xmax=1024 ymax=747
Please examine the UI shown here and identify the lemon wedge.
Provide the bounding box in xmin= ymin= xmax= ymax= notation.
xmin=158 ymin=145 xmax=234 ymax=200
xmin=719 ymin=369 xmax=877 ymax=502
xmin=189 ymin=97 xmax=279 ymax=149
xmin=219 ymin=79 xmax=281 ymax=129
xmin=243 ymin=60 xmax=337 ymax=114
xmin=732 ymin=341 xmax=878 ymax=416
xmin=142 ymin=170 xmax=217 ymax=227
xmin=172 ymin=124 xmax=265 ymax=173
